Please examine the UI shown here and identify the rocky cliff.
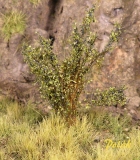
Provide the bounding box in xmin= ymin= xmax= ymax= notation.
xmin=0 ymin=0 xmax=140 ymax=118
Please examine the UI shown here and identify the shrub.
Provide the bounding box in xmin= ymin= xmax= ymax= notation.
xmin=22 ymin=6 xmax=121 ymax=125
xmin=91 ymin=86 xmax=127 ymax=107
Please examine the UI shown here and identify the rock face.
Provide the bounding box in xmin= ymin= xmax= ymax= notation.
xmin=0 ymin=0 xmax=140 ymax=114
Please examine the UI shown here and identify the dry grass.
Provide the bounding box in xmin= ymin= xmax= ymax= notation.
xmin=0 ymin=98 xmax=140 ymax=160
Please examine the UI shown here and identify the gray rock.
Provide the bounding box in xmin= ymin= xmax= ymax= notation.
xmin=0 ymin=0 xmax=140 ymax=113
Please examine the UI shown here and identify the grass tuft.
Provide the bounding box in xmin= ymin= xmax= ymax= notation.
xmin=0 ymin=98 xmax=140 ymax=160
xmin=29 ymin=0 xmax=42 ymax=6
xmin=1 ymin=11 xmax=26 ymax=41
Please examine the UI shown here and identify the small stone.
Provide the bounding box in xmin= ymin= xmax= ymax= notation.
xmin=127 ymin=113 xmax=131 ymax=117
xmin=94 ymin=137 xmax=100 ymax=143
xmin=130 ymin=109 xmax=136 ymax=114
xmin=124 ymin=128 xmax=130 ymax=132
